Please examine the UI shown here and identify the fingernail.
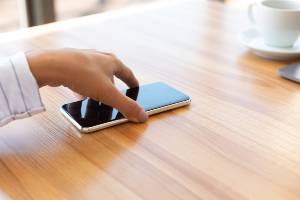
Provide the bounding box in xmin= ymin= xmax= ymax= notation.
xmin=137 ymin=110 xmax=148 ymax=123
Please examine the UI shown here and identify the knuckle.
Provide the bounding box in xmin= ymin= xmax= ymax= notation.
xmin=127 ymin=68 xmax=134 ymax=77
xmin=108 ymin=53 xmax=117 ymax=60
xmin=123 ymin=68 xmax=133 ymax=80
xmin=109 ymin=54 xmax=120 ymax=64
xmin=106 ymin=54 xmax=119 ymax=67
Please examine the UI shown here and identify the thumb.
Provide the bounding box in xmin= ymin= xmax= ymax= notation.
xmin=102 ymin=85 xmax=148 ymax=123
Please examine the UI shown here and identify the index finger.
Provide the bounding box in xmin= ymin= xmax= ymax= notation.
xmin=114 ymin=59 xmax=139 ymax=88
xmin=93 ymin=51 xmax=139 ymax=88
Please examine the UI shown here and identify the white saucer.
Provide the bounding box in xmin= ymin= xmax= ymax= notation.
xmin=238 ymin=28 xmax=300 ymax=61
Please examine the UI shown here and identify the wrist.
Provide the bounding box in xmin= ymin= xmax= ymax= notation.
xmin=26 ymin=50 xmax=62 ymax=87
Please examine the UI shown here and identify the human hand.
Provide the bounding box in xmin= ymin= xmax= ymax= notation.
xmin=26 ymin=48 xmax=148 ymax=123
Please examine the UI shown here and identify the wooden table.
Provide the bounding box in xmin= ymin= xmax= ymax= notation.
xmin=1 ymin=0 xmax=300 ymax=199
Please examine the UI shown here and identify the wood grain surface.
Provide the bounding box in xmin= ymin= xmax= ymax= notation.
xmin=1 ymin=0 xmax=300 ymax=199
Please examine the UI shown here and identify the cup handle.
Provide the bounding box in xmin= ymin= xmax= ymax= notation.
xmin=248 ymin=3 xmax=257 ymax=23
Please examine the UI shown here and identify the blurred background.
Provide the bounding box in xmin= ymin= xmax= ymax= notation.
xmin=0 ymin=0 xmax=253 ymax=33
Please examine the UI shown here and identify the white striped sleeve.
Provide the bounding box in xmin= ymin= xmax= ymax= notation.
xmin=0 ymin=52 xmax=45 ymax=126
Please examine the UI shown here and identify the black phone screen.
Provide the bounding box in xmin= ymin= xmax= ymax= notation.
xmin=61 ymin=82 xmax=190 ymax=128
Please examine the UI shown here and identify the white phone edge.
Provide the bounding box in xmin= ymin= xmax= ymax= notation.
xmin=60 ymin=98 xmax=191 ymax=133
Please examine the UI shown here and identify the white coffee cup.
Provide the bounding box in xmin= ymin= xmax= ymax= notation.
xmin=248 ymin=0 xmax=300 ymax=47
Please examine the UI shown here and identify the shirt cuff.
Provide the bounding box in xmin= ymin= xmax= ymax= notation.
xmin=0 ymin=52 xmax=45 ymax=126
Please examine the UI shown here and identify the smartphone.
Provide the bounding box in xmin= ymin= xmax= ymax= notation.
xmin=279 ymin=61 xmax=300 ymax=83
xmin=60 ymin=82 xmax=191 ymax=133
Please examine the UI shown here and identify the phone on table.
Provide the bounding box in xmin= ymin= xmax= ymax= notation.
xmin=279 ymin=62 xmax=300 ymax=83
xmin=60 ymin=82 xmax=191 ymax=133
